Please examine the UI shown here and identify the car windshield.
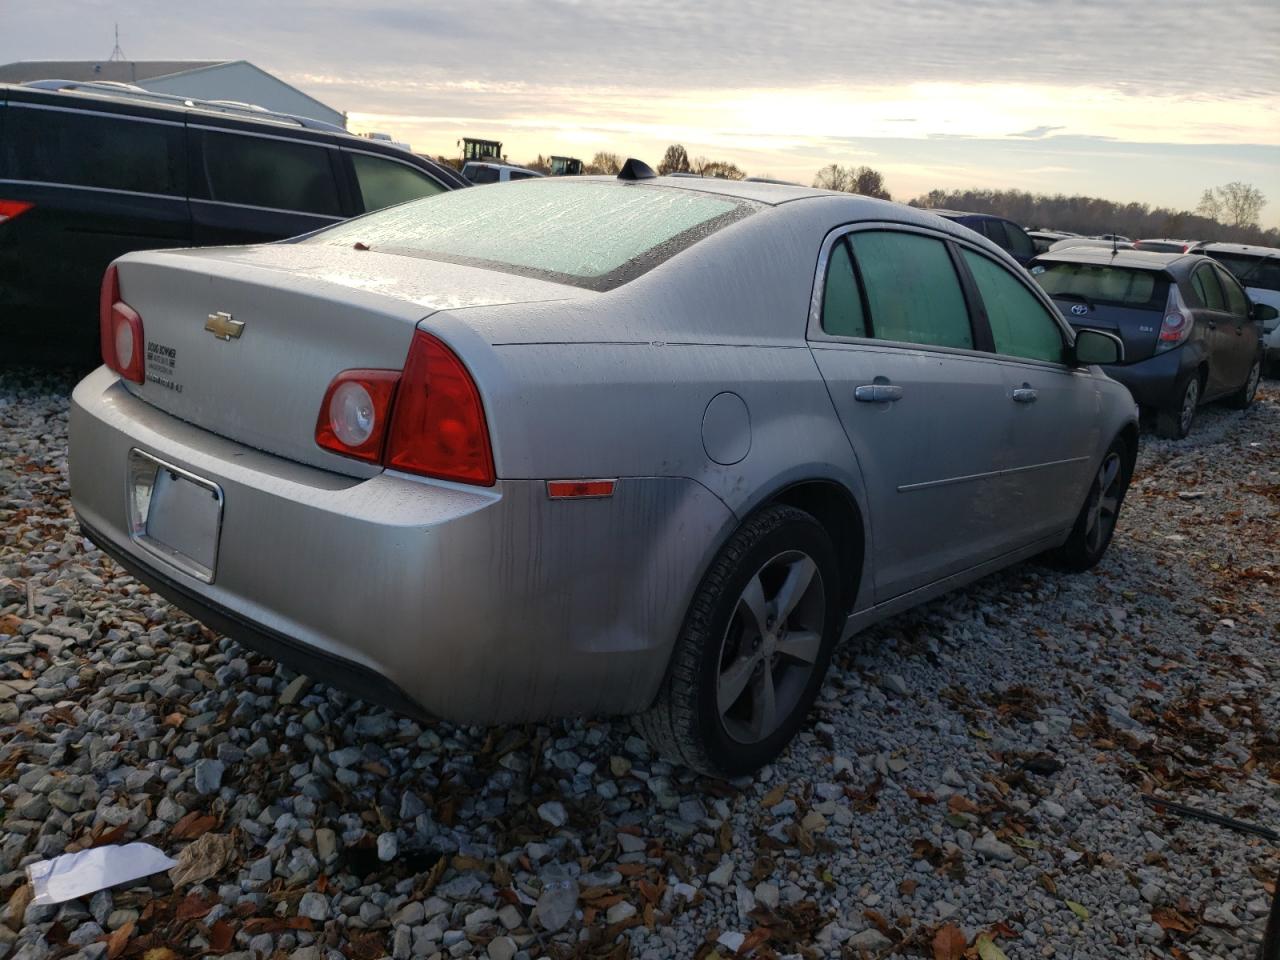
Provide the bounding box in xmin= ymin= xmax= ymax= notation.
xmin=312 ymin=180 xmax=756 ymax=290
xmin=1031 ymin=262 xmax=1170 ymax=309
xmin=1204 ymin=252 xmax=1280 ymax=293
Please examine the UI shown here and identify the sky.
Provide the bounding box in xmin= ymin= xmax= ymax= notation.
xmin=3 ymin=0 xmax=1279 ymax=226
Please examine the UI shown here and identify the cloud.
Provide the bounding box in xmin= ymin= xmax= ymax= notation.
xmin=1010 ymin=125 xmax=1066 ymax=139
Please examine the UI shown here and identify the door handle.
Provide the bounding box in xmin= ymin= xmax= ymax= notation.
xmin=855 ymin=384 xmax=903 ymax=403
xmin=1012 ymin=387 xmax=1038 ymax=403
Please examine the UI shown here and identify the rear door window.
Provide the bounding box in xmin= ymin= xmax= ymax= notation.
xmin=1003 ymin=223 xmax=1034 ymax=260
xmin=1191 ymin=264 xmax=1226 ymax=311
xmin=846 ymin=230 xmax=973 ymax=349
xmin=981 ymin=220 xmax=1009 ymax=247
xmin=820 ymin=239 xmax=868 ymax=338
xmin=351 ymin=153 xmax=444 ymax=212
xmin=1205 ymin=252 xmax=1280 ymax=293
xmin=3 ymin=104 xmax=184 ymax=195
xmin=196 ymin=130 xmax=340 ymax=216
xmin=962 ymin=250 xmax=1064 ymax=362
xmin=1214 ymin=266 xmax=1249 ymax=317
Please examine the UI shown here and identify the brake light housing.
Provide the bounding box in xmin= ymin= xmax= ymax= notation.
xmin=99 ymin=265 xmax=145 ymax=383
xmin=0 ymin=200 xmax=33 ymax=225
xmin=1156 ymin=284 xmax=1193 ymax=352
xmin=386 ymin=332 xmax=495 ymax=486
xmin=315 ymin=370 xmax=399 ymax=462
xmin=316 ymin=332 xmax=495 ymax=486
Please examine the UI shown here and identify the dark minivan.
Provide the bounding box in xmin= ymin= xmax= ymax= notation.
xmin=0 ymin=81 xmax=468 ymax=364
xmin=1030 ymin=248 xmax=1270 ymax=438
xmin=930 ymin=210 xmax=1036 ymax=265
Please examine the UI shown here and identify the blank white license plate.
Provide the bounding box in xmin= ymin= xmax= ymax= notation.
xmin=126 ymin=449 xmax=224 ymax=582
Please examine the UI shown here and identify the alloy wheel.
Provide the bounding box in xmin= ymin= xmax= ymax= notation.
xmin=716 ymin=550 xmax=826 ymax=744
xmin=1180 ymin=378 xmax=1200 ymax=434
xmin=1085 ymin=452 xmax=1124 ymax=556
xmin=1245 ymin=360 xmax=1261 ymax=404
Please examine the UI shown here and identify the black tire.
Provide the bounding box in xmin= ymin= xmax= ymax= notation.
xmin=1155 ymin=373 xmax=1200 ymax=439
xmin=637 ymin=504 xmax=842 ymax=777
xmin=1048 ymin=436 xmax=1132 ymax=572
xmin=1225 ymin=356 xmax=1262 ymax=410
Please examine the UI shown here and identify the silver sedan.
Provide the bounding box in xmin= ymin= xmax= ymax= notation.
xmin=70 ymin=166 xmax=1137 ymax=775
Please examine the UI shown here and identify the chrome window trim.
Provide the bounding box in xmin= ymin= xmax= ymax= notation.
xmin=0 ymin=177 xmax=181 ymax=202
xmin=189 ymin=197 xmax=344 ymax=220
xmin=3 ymin=100 xmax=185 ymax=127
xmin=807 ymin=220 xmax=1075 ymax=369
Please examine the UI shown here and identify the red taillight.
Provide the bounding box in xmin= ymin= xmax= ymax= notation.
xmin=385 ymin=332 xmax=495 ymax=486
xmin=1156 ymin=284 xmax=1194 ymax=352
xmin=99 ymin=265 xmax=145 ymax=383
xmin=317 ymin=333 xmax=496 ymax=486
xmin=0 ymin=200 xmax=34 ymax=224
xmin=547 ymin=480 xmax=616 ymax=499
xmin=314 ymin=370 xmax=400 ymax=462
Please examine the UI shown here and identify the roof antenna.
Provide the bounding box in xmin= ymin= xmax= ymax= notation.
xmin=108 ymin=23 xmax=127 ymax=62
xmin=617 ymin=158 xmax=657 ymax=181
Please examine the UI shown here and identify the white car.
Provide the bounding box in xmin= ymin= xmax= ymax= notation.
xmin=461 ymin=162 xmax=543 ymax=185
xmin=1194 ymin=243 xmax=1280 ymax=373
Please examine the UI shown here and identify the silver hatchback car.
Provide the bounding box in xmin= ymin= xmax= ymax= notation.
xmin=70 ymin=168 xmax=1137 ymax=775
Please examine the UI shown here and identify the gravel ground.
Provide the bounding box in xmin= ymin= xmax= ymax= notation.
xmin=0 ymin=366 xmax=1276 ymax=960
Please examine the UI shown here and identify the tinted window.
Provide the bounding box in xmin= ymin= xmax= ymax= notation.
xmin=199 ymin=131 xmax=340 ymax=216
xmin=464 ymin=165 xmax=500 ymax=184
xmin=981 ymin=220 xmax=1009 ymax=247
xmin=821 ymin=240 xmax=867 ymax=338
xmin=352 ymin=154 xmax=444 ymax=213
xmin=1215 ymin=267 xmax=1248 ymax=316
xmin=848 ymin=231 xmax=973 ymax=349
xmin=1003 ymin=223 xmax=1034 ymax=259
xmin=3 ymin=105 xmax=184 ymax=195
xmin=1033 ymin=262 xmax=1169 ymax=310
xmin=1191 ymin=264 xmax=1226 ymax=310
xmin=313 ymin=180 xmax=754 ymax=290
xmin=1206 ymin=252 xmax=1280 ymax=293
xmin=963 ymin=250 xmax=1063 ymax=363
xmin=509 ymin=171 xmax=538 ymax=181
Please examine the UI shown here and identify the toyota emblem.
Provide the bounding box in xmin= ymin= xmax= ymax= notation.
xmin=1070 ymin=303 xmax=1088 ymax=316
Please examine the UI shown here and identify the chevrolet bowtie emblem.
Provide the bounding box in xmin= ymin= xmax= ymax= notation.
xmin=205 ymin=311 xmax=244 ymax=341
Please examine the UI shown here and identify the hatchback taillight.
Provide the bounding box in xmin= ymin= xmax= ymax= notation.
xmin=1156 ymin=284 xmax=1194 ymax=352
xmin=0 ymin=200 xmax=33 ymax=225
xmin=315 ymin=332 xmax=495 ymax=486
xmin=99 ymin=265 xmax=145 ymax=383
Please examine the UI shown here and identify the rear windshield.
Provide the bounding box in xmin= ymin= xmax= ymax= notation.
xmin=312 ymin=180 xmax=756 ymax=290
xmin=1205 ymin=252 xmax=1280 ymax=293
xmin=1031 ymin=261 xmax=1170 ymax=310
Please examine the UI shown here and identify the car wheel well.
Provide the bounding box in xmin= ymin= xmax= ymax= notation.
xmin=1117 ymin=423 xmax=1139 ymax=478
xmin=767 ymin=481 xmax=864 ymax=612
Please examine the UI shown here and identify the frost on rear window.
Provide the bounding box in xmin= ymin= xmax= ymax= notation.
xmin=310 ymin=180 xmax=754 ymax=290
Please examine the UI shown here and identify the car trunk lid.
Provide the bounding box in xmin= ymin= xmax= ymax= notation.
xmin=113 ymin=243 xmax=583 ymax=476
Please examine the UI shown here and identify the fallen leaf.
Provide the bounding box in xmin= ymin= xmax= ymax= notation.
xmin=974 ymin=934 xmax=1009 ymax=960
xmin=899 ymin=878 xmax=918 ymax=897
xmin=168 ymin=832 xmax=236 ymax=887
xmin=931 ymin=922 xmax=967 ymax=960
xmin=174 ymin=894 xmax=213 ymax=920
xmin=1151 ymin=906 xmax=1199 ymax=935
xmin=143 ymin=949 xmax=180 ymax=960
xmin=1065 ymin=900 xmax=1090 ymax=921
xmin=761 ymin=783 xmax=788 ymax=808
xmin=208 ymin=921 xmax=234 ymax=952
xmin=170 ymin=812 xmax=218 ymax=840
xmin=107 ymin=920 xmax=134 ymax=960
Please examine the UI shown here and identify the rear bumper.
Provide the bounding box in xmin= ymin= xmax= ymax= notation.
xmin=1096 ymin=344 xmax=1200 ymax=410
xmin=70 ymin=367 xmax=734 ymax=723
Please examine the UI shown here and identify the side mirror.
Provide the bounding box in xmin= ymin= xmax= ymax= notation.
xmin=1252 ymin=302 xmax=1279 ymax=328
xmin=1073 ymin=328 xmax=1124 ymax=366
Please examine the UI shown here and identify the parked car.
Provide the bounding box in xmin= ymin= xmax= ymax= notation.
xmin=1030 ymin=248 xmax=1270 ymax=438
xmin=0 ymin=80 xmax=468 ymax=365
xmin=1133 ymin=239 xmax=1195 ymax=254
xmin=1192 ymin=243 xmax=1280 ymax=376
xmin=929 ymin=209 xmax=1036 ymax=264
xmin=71 ymin=169 xmax=1138 ymax=776
xmin=1048 ymin=237 xmax=1135 ymax=253
xmin=461 ymin=162 xmax=543 ymax=184
xmin=1028 ymin=230 xmax=1075 ymax=254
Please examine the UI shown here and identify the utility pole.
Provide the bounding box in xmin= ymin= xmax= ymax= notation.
xmin=108 ymin=23 xmax=126 ymax=62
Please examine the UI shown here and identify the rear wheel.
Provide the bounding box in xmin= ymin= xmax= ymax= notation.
xmin=1156 ymin=374 xmax=1200 ymax=439
xmin=637 ymin=505 xmax=841 ymax=777
xmin=1048 ymin=436 xmax=1131 ymax=572
xmin=1225 ymin=356 xmax=1262 ymax=410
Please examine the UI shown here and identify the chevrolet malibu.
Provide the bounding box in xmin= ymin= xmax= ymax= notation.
xmin=70 ymin=166 xmax=1138 ymax=776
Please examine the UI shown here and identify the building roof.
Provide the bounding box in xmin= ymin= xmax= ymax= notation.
xmin=0 ymin=60 xmax=228 ymax=85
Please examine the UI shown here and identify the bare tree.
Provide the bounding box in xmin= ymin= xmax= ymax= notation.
xmin=1198 ymin=182 xmax=1266 ymax=228
xmin=814 ymin=164 xmax=890 ymax=199
xmin=585 ymin=152 xmax=623 ymax=175
xmin=658 ymin=144 xmax=691 ymax=175
xmin=522 ymin=155 xmax=551 ymax=175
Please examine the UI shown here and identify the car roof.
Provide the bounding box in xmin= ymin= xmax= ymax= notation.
xmin=568 ymin=174 xmax=833 ymax=207
xmin=927 ymin=209 xmax=1010 ymax=222
xmin=1035 ymin=247 xmax=1202 ymax=272
xmin=1196 ymin=241 xmax=1280 ymax=257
